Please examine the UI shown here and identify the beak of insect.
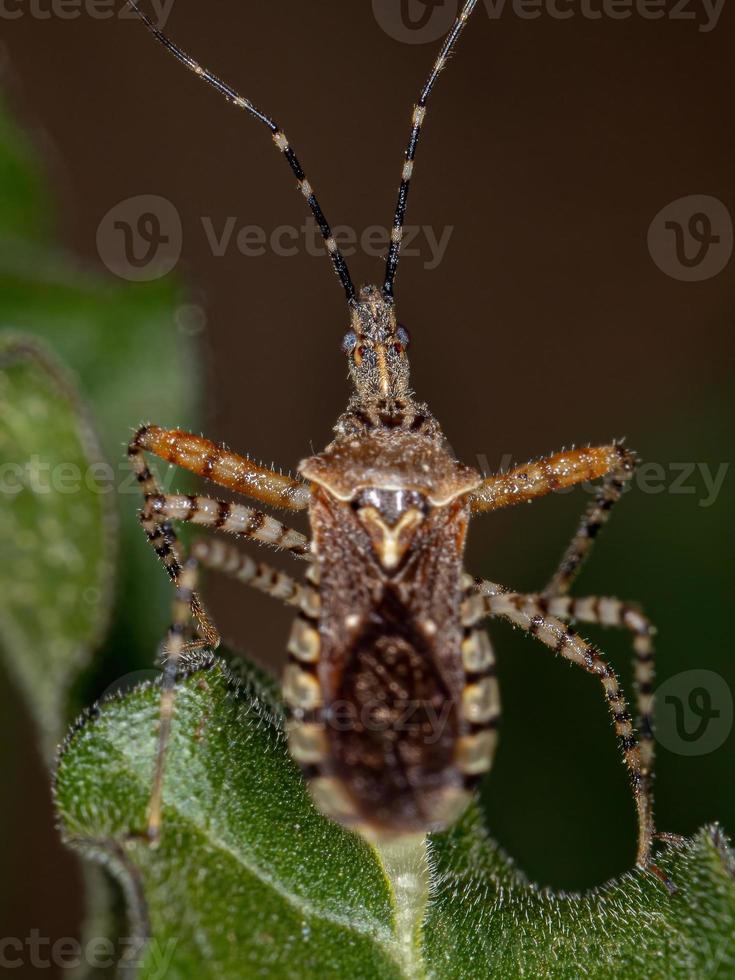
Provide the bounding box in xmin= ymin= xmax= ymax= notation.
xmin=356 ymin=506 xmax=423 ymax=570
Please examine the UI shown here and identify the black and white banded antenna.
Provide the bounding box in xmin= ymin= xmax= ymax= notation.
xmin=126 ymin=0 xmax=357 ymax=305
xmin=383 ymin=0 xmax=480 ymax=301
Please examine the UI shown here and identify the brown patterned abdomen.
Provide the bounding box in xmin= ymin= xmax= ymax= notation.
xmin=330 ymin=617 xmax=462 ymax=834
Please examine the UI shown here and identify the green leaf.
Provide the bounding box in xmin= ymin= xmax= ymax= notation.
xmin=0 ymin=89 xmax=201 ymax=680
xmin=426 ymin=814 xmax=735 ymax=979
xmin=56 ymin=658 xmax=407 ymax=980
xmin=0 ymin=265 xmax=200 ymax=670
xmin=0 ymin=90 xmax=51 ymax=243
xmin=55 ymin=656 xmax=735 ymax=980
xmin=0 ymin=87 xmax=200 ymax=976
xmin=0 ymin=338 xmax=115 ymax=759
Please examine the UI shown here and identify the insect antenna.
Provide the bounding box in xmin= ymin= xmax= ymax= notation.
xmin=126 ymin=0 xmax=356 ymax=304
xmin=383 ymin=0 xmax=480 ymax=301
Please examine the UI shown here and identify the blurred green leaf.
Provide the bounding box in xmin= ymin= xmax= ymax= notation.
xmin=426 ymin=814 xmax=735 ymax=979
xmin=55 ymin=656 xmax=735 ymax=979
xmin=0 ymin=88 xmax=201 ymax=977
xmin=0 ymin=92 xmax=51 ymax=242
xmin=0 ymin=338 xmax=115 ymax=759
xmin=56 ymin=658 xmax=405 ymax=980
xmin=0 ymin=264 xmax=201 ymax=670
xmin=0 ymin=89 xmax=201 ymax=677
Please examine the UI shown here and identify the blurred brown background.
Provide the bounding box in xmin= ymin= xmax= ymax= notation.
xmin=2 ymin=0 xmax=734 ymax=972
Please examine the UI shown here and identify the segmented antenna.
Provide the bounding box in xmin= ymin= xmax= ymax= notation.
xmin=383 ymin=0 xmax=479 ymax=300
xmin=127 ymin=1 xmax=356 ymax=304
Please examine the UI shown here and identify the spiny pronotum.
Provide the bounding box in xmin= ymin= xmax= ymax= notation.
xmin=125 ymin=0 xmax=676 ymax=891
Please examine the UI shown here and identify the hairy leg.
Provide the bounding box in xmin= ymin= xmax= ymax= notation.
xmin=139 ymin=491 xmax=309 ymax=637
xmin=190 ymin=537 xmax=316 ymax=614
xmin=543 ymin=453 xmax=636 ymax=596
xmin=521 ymin=446 xmax=660 ymax=844
xmin=147 ymin=557 xmax=198 ymax=842
xmin=462 ymin=580 xmax=671 ymax=889
xmin=130 ymin=435 xmax=219 ymax=646
xmin=130 ymin=424 xmax=310 ymax=511
xmin=470 ymin=443 xmax=636 ymax=514
xmin=537 ymin=594 xmax=655 ymax=779
xmin=470 ymin=581 xmax=656 ymax=780
xmin=144 ymin=541 xmax=320 ymax=841
xmin=141 ymin=493 xmax=309 ymax=556
xmin=128 ymin=431 xmax=310 ymax=637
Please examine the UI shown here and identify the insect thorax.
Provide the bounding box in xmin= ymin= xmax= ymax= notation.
xmin=289 ymin=362 xmax=484 ymax=835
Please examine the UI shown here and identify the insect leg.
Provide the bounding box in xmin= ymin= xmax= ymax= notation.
xmin=130 ymin=435 xmax=220 ymax=647
xmin=469 ymin=580 xmax=656 ymax=791
xmin=141 ymin=493 xmax=309 ymax=557
xmin=469 ymin=443 xmax=636 ymax=514
xmin=190 ymin=538 xmax=315 ymax=612
xmin=129 ymin=432 xmax=310 ymax=638
xmin=461 ymin=582 xmax=672 ymax=890
xmin=543 ymin=453 xmax=637 ymax=596
xmin=130 ymin=424 xmax=310 ymax=511
xmin=535 ymin=593 xmax=656 ymax=835
xmin=146 ymin=556 xmax=198 ymax=843
xmin=135 ymin=490 xmax=309 ymax=634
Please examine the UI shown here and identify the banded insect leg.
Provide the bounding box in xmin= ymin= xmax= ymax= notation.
xmin=538 ymin=594 xmax=656 ymax=821
xmin=131 ymin=460 xmax=309 ymax=627
xmin=130 ymin=424 xmax=310 ymax=511
xmin=146 ymin=556 xmax=199 ymax=842
xmin=471 ymin=581 xmax=657 ymax=805
xmin=144 ymin=544 xmax=318 ymax=842
xmin=462 ymin=583 xmax=672 ymax=890
xmin=530 ymin=449 xmax=660 ymax=849
xmin=141 ymin=493 xmax=309 ymax=557
xmin=129 ymin=437 xmax=219 ymax=647
xmin=543 ymin=450 xmax=637 ymax=597
xmin=470 ymin=443 xmax=636 ymax=514
xmin=190 ymin=538 xmax=317 ymax=614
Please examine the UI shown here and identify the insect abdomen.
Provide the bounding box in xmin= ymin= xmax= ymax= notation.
xmin=284 ymin=589 xmax=498 ymax=838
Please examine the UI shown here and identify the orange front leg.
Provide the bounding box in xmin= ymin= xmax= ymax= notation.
xmin=131 ymin=424 xmax=311 ymax=511
xmin=470 ymin=443 xmax=636 ymax=513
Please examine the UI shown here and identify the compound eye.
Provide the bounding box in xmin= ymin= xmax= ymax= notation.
xmin=396 ymin=325 xmax=410 ymax=348
xmin=341 ymin=331 xmax=357 ymax=354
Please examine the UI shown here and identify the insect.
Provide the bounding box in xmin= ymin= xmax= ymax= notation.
xmin=126 ymin=0 xmax=674 ymax=889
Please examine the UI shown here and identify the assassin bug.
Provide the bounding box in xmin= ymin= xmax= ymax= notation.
xmin=126 ymin=0 xmax=674 ymax=889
